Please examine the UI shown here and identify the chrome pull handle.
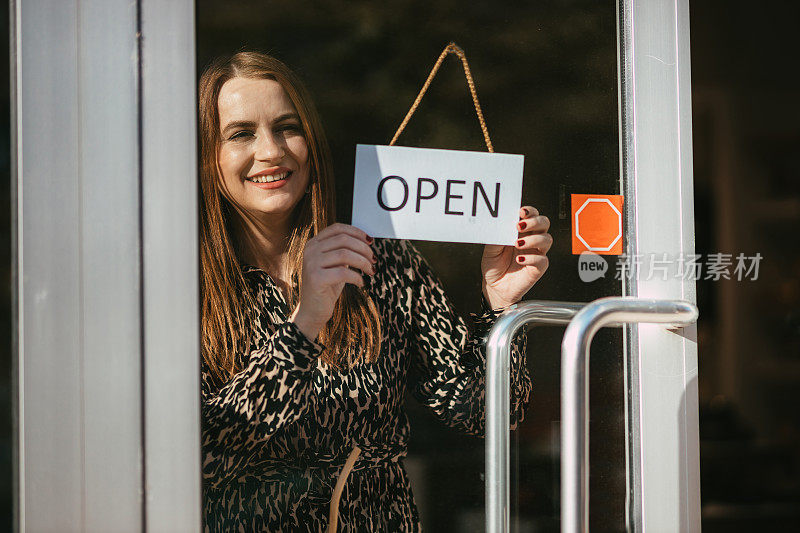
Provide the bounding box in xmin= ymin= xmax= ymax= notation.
xmin=485 ymin=300 xmax=588 ymax=533
xmin=484 ymin=297 xmax=698 ymax=533
xmin=560 ymin=297 xmax=697 ymax=533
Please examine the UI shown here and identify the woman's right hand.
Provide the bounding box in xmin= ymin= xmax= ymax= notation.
xmin=289 ymin=223 xmax=376 ymax=342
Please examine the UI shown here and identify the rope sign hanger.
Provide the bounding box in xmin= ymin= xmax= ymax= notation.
xmin=389 ymin=42 xmax=495 ymax=153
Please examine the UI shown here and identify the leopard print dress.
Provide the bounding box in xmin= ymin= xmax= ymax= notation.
xmin=201 ymin=238 xmax=531 ymax=532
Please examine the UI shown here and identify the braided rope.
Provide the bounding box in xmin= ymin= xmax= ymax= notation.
xmin=389 ymin=42 xmax=494 ymax=153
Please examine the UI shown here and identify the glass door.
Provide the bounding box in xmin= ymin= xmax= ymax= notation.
xmin=195 ymin=1 xmax=627 ymax=530
xmin=10 ymin=0 xmax=698 ymax=530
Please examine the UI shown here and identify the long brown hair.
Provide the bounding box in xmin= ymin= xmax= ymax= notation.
xmin=198 ymin=51 xmax=382 ymax=382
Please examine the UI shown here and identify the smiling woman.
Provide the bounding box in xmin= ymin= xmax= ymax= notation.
xmin=217 ymin=79 xmax=309 ymax=211
xmin=196 ymin=51 xmax=550 ymax=532
xmin=198 ymin=52 xmax=384 ymax=378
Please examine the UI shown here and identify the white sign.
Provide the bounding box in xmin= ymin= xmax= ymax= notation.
xmin=351 ymin=144 xmax=524 ymax=245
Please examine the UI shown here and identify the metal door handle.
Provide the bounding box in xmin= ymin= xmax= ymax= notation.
xmin=560 ymin=297 xmax=697 ymax=533
xmin=484 ymin=297 xmax=698 ymax=533
xmin=485 ymin=300 xmax=588 ymax=533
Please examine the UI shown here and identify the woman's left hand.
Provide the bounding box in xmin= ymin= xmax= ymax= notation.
xmin=481 ymin=206 xmax=552 ymax=310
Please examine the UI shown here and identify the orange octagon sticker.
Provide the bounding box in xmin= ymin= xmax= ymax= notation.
xmin=571 ymin=194 xmax=624 ymax=255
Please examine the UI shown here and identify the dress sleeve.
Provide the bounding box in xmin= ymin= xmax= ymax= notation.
xmin=201 ymin=320 xmax=323 ymax=490
xmin=402 ymin=240 xmax=532 ymax=437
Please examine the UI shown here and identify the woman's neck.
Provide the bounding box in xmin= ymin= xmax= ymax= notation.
xmin=233 ymin=212 xmax=293 ymax=285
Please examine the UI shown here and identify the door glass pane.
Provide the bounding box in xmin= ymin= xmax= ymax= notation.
xmin=196 ymin=1 xmax=623 ymax=530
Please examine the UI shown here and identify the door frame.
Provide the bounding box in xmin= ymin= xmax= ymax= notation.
xmin=12 ymin=0 xmax=200 ymax=530
xmin=618 ymin=0 xmax=700 ymax=530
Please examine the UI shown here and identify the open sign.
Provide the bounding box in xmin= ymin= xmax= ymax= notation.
xmin=351 ymin=144 xmax=524 ymax=245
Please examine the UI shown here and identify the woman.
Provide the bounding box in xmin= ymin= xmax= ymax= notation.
xmin=199 ymin=51 xmax=553 ymax=532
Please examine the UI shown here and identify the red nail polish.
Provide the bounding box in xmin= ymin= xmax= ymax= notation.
xmin=517 ymin=256 xmax=525 ymax=263
xmin=517 ymin=239 xmax=525 ymax=247
xmin=519 ymin=221 xmax=527 ymax=230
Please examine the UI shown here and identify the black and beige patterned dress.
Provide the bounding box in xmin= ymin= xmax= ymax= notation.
xmin=201 ymin=238 xmax=531 ymax=532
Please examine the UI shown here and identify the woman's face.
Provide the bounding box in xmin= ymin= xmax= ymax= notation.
xmin=216 ymin=77 xmax=311 ymax=224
